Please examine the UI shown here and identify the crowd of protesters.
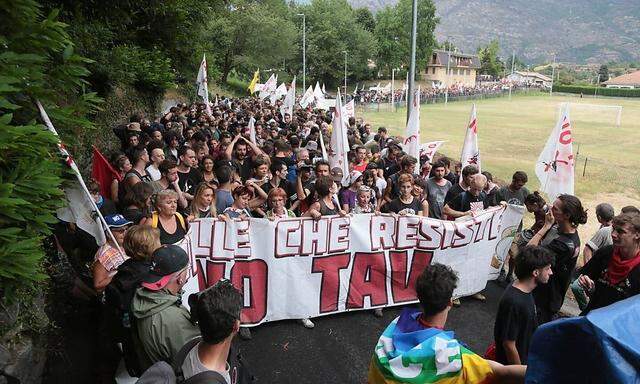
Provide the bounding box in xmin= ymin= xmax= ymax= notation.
xmin=49 ymin=91 xmax=640 ymax=383
xmin=355 ymin=81 xmax=545 ymax=104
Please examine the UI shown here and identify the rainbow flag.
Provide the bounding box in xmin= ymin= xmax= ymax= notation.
xmin=368 ymin=308 xmax=493 ymax=384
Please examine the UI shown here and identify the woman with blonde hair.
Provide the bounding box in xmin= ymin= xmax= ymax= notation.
xmin=152 ymin=189 xmax=188 ymax=244
xmin=265 ymin=187 xmax=296 ymax=220
xmin=189 ymin=182 xmax=218 ymax=220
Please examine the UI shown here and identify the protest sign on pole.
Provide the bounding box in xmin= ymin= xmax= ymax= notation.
xmin=248 ymin=116 xmax=257 ymax=145
xmin=313 ymin=82 xmax=324 ymax=103
xmin=281 ymin=76 xmax=296 ymax=119
xmin=300 ymin=85 xmax=314 ymax=108
xmin=535 ymin=103 xmax=575 ymax=202
xmin=180 ymin=205 xmax=523 ymax=326
xmin=403 ymin=86 xmax=421 ymax=159
xmin=460 ymin=103 xmax=481 ymax=172
xmin=419 ymin=140 xmax=445 ymax=161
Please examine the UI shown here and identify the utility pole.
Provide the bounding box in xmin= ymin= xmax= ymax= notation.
xmin=391 ymin=68 xmax=396 ymax=112
xmin=297 ymin=13 xmax=306 ymax=91
xmin=406 ymin=0 xmax=418 ymax=123
xmin=594 ymin=73 xmax=600 ymax=98
xmin=509 ymin=51 xmax=515 ymax=100
xmin=343 ymin=51 xmax=348 ymax=97
xmin=445 ymin=38 xmax=452 ymax=106
xmin=550 ymin=54 xmax=556 ymax=97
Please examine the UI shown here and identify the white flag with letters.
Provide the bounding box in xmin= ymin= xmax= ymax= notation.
xmin=328 ymin=89 xmax=350 ymax=186
xmin=313 ymin=82 xmax=324 ymax=103
xmin=281 ymin=77 xmax=296 ymax=119
xmin=300 ymin=85 xmax=314 ymax=108
xmin=535 ymin=103 xmax=574 ymax=202
xmin=196 ymin=54 xmax=212 ymax=116
xmin=460 ymin=103 xmax=481 ymax=173
xmin=403 ymin=87 xmax=421 ymax=159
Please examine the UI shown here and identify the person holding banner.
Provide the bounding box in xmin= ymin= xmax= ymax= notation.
xmin=384 ymin=174 xmax=428 ymax=216
xmin=92 ymin=214 xmax=132 ymax=293
xmin=443 ymin=173 xmax=490 ymax=220
xmin=305 ymin=175 xmax=347 ymax=219
xmin=152 ymin=190 xmax=189 ymax=245
xmin=527 ymin=194 xmax=587 ymax=324
xmin=425 ymin=160 xmax=452 ymax=219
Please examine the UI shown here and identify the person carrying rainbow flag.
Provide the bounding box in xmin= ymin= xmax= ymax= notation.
xmin=368 ymin=264 xmax=526 ymax=384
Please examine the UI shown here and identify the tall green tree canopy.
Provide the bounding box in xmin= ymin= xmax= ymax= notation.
xmin=298 ymin=0 xmax=377 ymax=87
xmin=477 ymin=39 xmax=504 ymax=78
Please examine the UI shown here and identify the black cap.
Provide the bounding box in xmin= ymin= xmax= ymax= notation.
xmin=141 ymin=245 xmax=189 ymax=290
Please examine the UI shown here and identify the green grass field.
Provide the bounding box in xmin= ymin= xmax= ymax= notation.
xmin=360 ymin=93 xmax=640 ymax=242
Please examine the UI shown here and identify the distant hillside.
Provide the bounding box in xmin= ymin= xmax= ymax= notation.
xmin=347 ymin=0 xmax=640 ymax=64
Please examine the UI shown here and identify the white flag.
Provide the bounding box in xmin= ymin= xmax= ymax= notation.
xmin=260 ymin=74 xmax=277 ymax=100
xmin=322 ymin=83 xmax=326 ymax=94
xmin=535 ymin=103 xmax=574 ymax=202
xmin=313 ymin=82 xmax=324 ymax=102
xmin=274 ymin=82 xmax=288 ymax=101
xmin=353 ymin=83 xmax=358 ymax=94
xmin=196 ymin=54 xmax=212 ymax=116
xmin=56 ymin=187 xmax=106 ymax=245
xmin=460 ymin=103 xmax=481 ymax=172
xmin=328 ymin=89 xmax=350 ymax=186
xmin=419 ymin=140 xmax=445 ymax=161
xmin=300 ymin=85 xmax=314 ymax=108
xmin=342 ymin=100 xmax=355 ymax=120
xmin=318 ymin=130 xmax=328 ymax=161
xmin=281 ymin=76 xmax=296 ymax=119
xmin=37 ymin=101 xmax=107 ymax=247
xmin=248 ymin=116 xmax=257 ymax=145
xmin=403 ymin=87 xmax=421 ymax=159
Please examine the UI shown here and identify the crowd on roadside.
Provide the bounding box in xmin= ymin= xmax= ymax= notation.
xmin=355 ymin=81 xmax=545 ymax=103
xmin=50 ymin=92 xmax=640 ymax=383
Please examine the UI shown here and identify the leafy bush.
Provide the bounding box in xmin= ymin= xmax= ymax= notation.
xmin=552 ymin=84 xmax=640 ymax=97
xmin=0 ymin=0 xmax=99 ymax=312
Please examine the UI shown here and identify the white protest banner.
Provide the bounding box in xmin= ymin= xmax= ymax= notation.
xmin=342 ymin=99 xmax=355 ymax=120
xmin=300 ymin=85 xmax=314 ymax=108
xmin=196 ymin=54 xmax=212 ymax=116
xmin=535 ymin=103 xmax=574 ymax=202
xmin=419 ymin=140 xmax=445 ymax=160
xmin=181 ymin=205 xmax=523 ymax=326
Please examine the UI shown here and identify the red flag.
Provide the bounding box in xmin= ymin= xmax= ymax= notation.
xmin=91 ymin=146 xmax=119 ymax=198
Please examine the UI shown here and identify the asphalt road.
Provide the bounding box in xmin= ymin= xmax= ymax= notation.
xmin=44 ymin=282 xmax=505 ymax=383
xmin=238 ymin=281 xmax=504 ymax=383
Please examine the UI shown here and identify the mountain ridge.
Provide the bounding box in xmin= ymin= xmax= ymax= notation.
xmin=347 ymin=0 xmax=640 ymax=64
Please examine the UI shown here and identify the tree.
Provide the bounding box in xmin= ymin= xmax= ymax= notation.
xmin=504 ymin=54 xmax=526 ymax=73
xmin=354 ymin=7 xmax=376 ymax=33
xmin=374 ymin=6 xmax=403 ymax=77
xmin=0 ymin=0 xmax=99 ymax=307
xmin=396 ymin=0 xmax=439 ymax=71
xmin=440 ymin=40 xmax=458 ymax=52
xmin=207 ymin=0 xmax=298 ymax=84
xmin=598 ymin=65 xmax=609 ymax=82
xmin=301 ymin=0 xmax=377 ymax=87
xmin=477 ymin=39 xmax=504 ymax=78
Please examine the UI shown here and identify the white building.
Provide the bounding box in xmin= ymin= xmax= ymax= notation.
xmin=507 ymin=71 xmax=552 ymax=88
xmin=603 ymin=70 xmax=640 ymax=89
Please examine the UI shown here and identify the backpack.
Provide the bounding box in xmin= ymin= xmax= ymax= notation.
xmin=103 ymin=260 xmax=151 ymax=376
xmin=151 ymin=211 xmax=186 ymax=231
xmin=136 ymin=337 xmax=256 ymax=384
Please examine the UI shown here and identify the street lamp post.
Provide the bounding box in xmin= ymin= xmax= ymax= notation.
xmin=297 ymin=13 xmax=306 ymax=91
xmin=444 ymin=38 xmax=453 ymax=106
xmin=550 ymin=54 xmax=556 ymax=97
xmin=406 ymin=0 xmax=418 ymax=123
xmin=342 ymin=50 xmax=347 ymax=97
xmin=594 ymin=73 xmax=600 ymax=97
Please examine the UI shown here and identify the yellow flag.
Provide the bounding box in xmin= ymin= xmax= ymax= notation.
xmin=247 ymin=69 xmax=260 ymax=94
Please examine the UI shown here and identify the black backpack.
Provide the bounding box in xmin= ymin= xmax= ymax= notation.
xmin=136 ymin=337 xmax=256 ymax=384
xmin=103 ymin=259 xmax=151 ymax=376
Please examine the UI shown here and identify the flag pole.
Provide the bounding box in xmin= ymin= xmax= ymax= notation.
xmin=406 ymin=0 xmax=418 ymax=124
xmin=36 ymin=100 xmax=124 ymax=256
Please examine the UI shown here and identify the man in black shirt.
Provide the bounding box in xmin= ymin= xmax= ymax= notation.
xmin=443 ymin=173 xmax=489 ymax=220
xmin=443 ymin=164 xmax=479 ymax=208
xmin=176 ymin=147 xmax=203 ymax=202
xmin=577 ymin=212 xmax=640 ymax=314
xmin=494 ymin=246 xmax=553 ymax=365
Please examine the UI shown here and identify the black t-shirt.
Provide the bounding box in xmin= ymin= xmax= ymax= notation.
xmin=444 ymin=171 xmax=458 ymax=185
xmin=385 ymin=197 xmax=422 ymax=215
xmin=581 ymin=245 xmax=640 ymax=314
xmin=494 ymin=285 xmax=537 ymax=365
xmin=235 ymin=157 xmax=254 ymax=182
xmin=444 ymin=183 xmax=465 ymax=205
xmin=262 ymin=179 xmax=296 ymax=207
xmin=177 ymin=167 xmax=203 ymax=196
xmin=382 ymin=157 xmax=399 ymax=179
xmin=448 ymin=191 xmax=489 ymax=213
xmin=533 ymin=228 xmax=580 ymax=322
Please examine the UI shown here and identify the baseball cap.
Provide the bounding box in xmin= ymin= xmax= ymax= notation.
xmin=141 ymin=245 xmax=189 ymax=291
xmin=305 ymin=141 xmax=318 ymax=152
xmin=104 ymin=214 xmax=133 ymax=229
xmin=348 ymin=170 xmax=363 ymax=186
xmin=330 ymin=167 xmax=344 ymax=182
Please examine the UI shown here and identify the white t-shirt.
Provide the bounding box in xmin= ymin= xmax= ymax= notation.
xmin=181 ymin=342 xmax=231 ymax=383
xmin=145 ymin=164 xmax=161 ymax=181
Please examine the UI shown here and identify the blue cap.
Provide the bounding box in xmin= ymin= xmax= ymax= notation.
xmin=104 ymin=214 xmax=133 ymax=228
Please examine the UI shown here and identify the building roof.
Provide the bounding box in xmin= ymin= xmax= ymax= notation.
xmin=512 ymin=71 xmax=552 ymax=82
xmin=428 ymin=50 xmax=481 ymax=69
xmin=603 ymin=70 xmax=640 ymax=86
